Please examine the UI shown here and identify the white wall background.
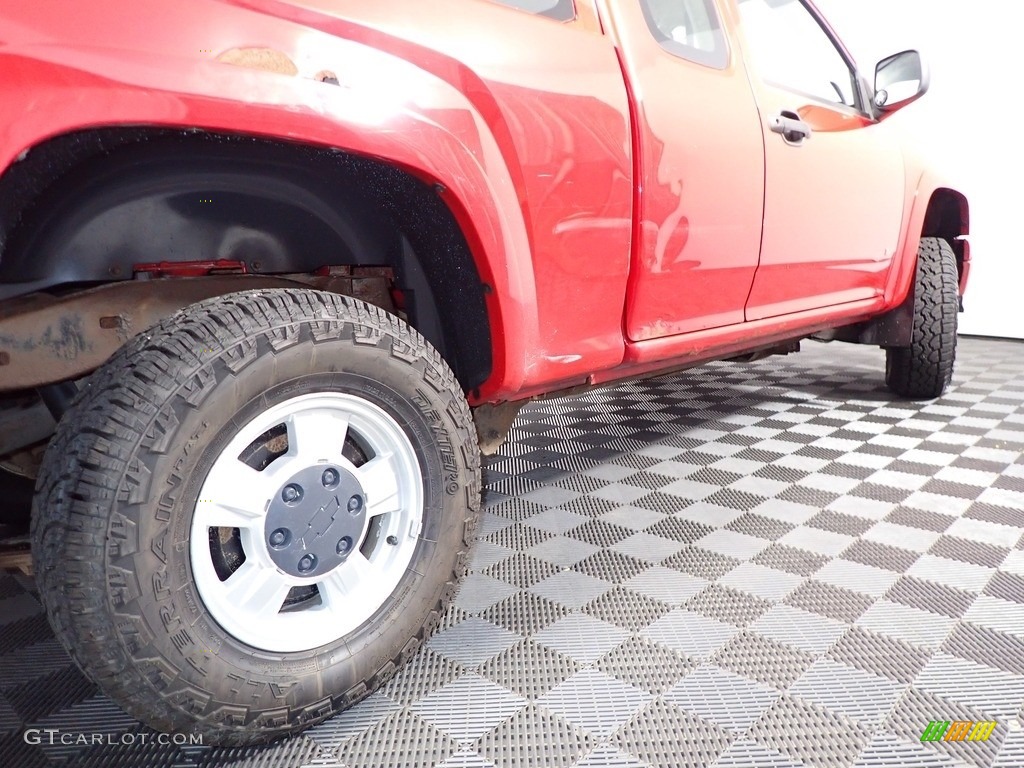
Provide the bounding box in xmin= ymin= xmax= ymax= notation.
xmin=816 ymin=0 xmax=1023 ymax=339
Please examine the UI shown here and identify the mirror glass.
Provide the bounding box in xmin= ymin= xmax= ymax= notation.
xmin=875 ymin=50 xmax=924 ymax=109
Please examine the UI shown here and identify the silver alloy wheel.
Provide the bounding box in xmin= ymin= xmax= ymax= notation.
xmin=190 ymin=392 xmax=424 ymax=652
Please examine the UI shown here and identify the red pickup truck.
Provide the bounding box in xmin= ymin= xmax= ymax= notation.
xmin=0 ymin=0 xmax=968 ymax=745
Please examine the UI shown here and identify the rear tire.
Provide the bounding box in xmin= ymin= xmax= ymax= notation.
xmin=885 ymin=237 xmax=959 ymax=399
xmin=30 ymin=289 xmax=480 ymax=745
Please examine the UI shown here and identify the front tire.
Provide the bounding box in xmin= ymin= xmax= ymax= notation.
xmin=30 ymin=290 xmax=480 ymax=745
xmin=885 ymin=237 xmax=959 ymax=399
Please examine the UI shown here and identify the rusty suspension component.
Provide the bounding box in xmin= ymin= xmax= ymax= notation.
xmin=0 ymin=267 xmax=395 ymax=391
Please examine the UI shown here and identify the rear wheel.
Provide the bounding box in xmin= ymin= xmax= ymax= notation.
xmin=885 ymin=237 xmax=959 ymax=399
xmin=31 ymin=289 xmax=480 ymax=745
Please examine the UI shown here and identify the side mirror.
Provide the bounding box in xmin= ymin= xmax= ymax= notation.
xmin=874 ymin=49 xmax=929 ymax=113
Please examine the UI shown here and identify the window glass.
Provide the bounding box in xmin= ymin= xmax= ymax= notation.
xmin=640 ymin=0 xmax=729 ymax=70
xmin=737 ymin=0 xmax=857 ymax=108
xmin=491 ymin=0 xmax=575 ymax=21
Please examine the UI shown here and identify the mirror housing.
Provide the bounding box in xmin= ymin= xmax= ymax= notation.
xmin=874 ymin=49 xmax=929 ymax=113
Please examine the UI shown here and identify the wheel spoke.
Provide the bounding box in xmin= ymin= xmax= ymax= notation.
xmin=221 ymin=561 xmax=293 ymax=618
xmin=357 ymin=453 xmax=402 ymax=518
xmin=318 ymin=553 xmax=374 ymax=605
xmin=196 ymin=459 xmax=274 ymax=529
xmin=286 ymin=410 xmax=349 ymax=463
xmin=196 ymin=501 xmax=264 ymax=532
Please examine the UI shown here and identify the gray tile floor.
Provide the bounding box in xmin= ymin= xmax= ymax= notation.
xmin=1 ymin=336 xmax=1023 ymax=767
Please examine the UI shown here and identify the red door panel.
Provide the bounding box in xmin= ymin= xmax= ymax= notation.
xmin=746 ymin=107 xmax=905 ymax=318
xmin=603 ymin=0 xmax=765 ymax=341
xmin=736 ymin=0 xmax=905 ymax=321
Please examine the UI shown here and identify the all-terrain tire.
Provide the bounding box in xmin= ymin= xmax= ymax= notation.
xmin=885 ymin=237 xmax=959 ymax=399
xmin=30 ymin=289 xmax=481 ymax=746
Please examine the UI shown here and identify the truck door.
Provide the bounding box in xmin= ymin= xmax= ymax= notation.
xmin=603 ymin=0 xmax=766 ymax=340
xmin=736 ymin=0 xmax=905 ymax=320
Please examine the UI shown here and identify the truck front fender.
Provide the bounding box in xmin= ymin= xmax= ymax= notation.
xmin=886 ymin=165 xmax=970 ymax=309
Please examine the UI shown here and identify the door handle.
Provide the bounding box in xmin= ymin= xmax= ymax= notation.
xmin=770 ymin=110 xmax=811 ymax=145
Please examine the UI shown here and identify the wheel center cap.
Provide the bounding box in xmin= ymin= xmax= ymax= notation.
xmin=264 ymin=463 xmax=366 ymax=578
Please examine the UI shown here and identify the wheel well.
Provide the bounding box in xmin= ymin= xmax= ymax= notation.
xmin=922 ymin=187 xmax=969 ymax=279
xmin=0 ymin=128 xmax=492 ymax=390
xmin=809 ymin=188 xmax=969 ymax=350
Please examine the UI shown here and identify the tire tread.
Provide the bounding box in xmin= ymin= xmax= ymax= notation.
xmin=885 ymin=237 xmax=959 ymax=399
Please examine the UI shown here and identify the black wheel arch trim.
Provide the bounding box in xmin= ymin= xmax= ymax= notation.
xmin=0 ymin=128 xmax=492 ymax=391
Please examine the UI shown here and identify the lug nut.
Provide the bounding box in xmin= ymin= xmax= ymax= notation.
xmin=322 ymin=468 xmax=340 ymax=488
xmin=282 ymin=484 xmax=303 ymax=504
xmin=336 ymin=536 xmax=353 ymax=555
xmin=269 ymin=528 xmax=290 ymax=548
xmin=386 ymin=535 xmax=399 ymax=546
xmin=347 ymin=494 xmax=363 ymax=514
xmin=297 ymin=553 xmax=317 ymax=573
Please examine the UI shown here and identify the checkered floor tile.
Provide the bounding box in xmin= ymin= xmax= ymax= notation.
xmin=2 ymin=337 xmax=1023 ymax=767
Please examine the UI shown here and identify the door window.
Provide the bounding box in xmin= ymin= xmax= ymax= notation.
xmin=737 ymin=0 xmax=857 ymax=108
xmin=640 ymin=0 xmax=729 ymax=69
